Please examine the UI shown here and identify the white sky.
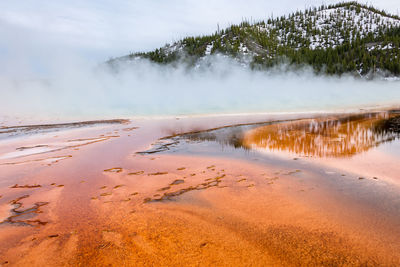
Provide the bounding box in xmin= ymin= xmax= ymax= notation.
xmin=0 ymin=0 xmax=399 ymax=75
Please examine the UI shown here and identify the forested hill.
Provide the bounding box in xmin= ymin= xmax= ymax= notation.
xmin=110 ymin=2 xmax=400 ymax=78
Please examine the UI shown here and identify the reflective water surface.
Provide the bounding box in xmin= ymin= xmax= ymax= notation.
xmin=169 ymin=111 xmax=400 ymax=158
xmin=242 ymin=112 xmax=400 ymax=157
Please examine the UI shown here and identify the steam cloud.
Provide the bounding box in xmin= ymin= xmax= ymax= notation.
xmin=1 ymin=55 xmax=400 ymax=122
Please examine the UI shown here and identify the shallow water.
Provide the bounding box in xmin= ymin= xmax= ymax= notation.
xmin=1 ymin=112 xmax=400 ymax=266
xmin=141 ymin=111 xmax=400 ymax=158
xmin=139 ymin=111 xmax=400 ymax=218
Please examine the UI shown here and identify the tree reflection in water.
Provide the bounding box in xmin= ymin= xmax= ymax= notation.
xmin=242 ymin=112 xmax=400 ymax=158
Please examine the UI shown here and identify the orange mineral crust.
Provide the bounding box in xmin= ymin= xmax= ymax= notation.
xmin=0 ymin=114 xmax=400 ymax=266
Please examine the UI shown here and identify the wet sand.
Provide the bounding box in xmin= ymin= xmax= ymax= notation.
xmin=0 ymin=112 xmax=400 ymax=266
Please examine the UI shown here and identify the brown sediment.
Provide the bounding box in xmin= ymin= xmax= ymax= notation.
xmin=48 ymin=234 xmax=59 ymax=238
xmin=158 ymin=186 xmax=171 ymax=191
xmin=284 ymin=170 xmax=301 ymax=175
xmin=122 ymin=127 xmax=139 ymax=131
xmin=205 ymin=175 xmax=225 ymax=181
xmin=170 ymin=179 xmax=184 ymax=186
xmin=143 ymin=197 xmax=152 ymax=203
xmin=148 ymin=172 xmax=168 ymax=176
xmin=176 ymin=167 xmax=186 ymax=170
xmin=104 ymin=168 xmax=123 ymax=173
xmin=128 ymin=171 xmax=144 ymax=175
xmin=10 ymin=184 xmax=41 ymax=189
xmin=145 ymin=173 xmax=227 ymax=203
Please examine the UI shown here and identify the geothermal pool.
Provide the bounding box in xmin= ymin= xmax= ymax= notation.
xmin=0 ymin=110 xmax=400 ymax=266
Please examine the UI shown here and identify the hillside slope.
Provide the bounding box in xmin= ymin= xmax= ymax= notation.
xmin=111 ymin=2 xmax=400 ymax=77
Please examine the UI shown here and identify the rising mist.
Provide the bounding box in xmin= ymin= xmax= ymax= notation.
xmin=1 ymin=55 xmax=400 ymax=122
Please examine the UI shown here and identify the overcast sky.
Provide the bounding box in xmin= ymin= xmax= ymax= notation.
xmin=0 ymin=0 xmax=399 ymax=76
